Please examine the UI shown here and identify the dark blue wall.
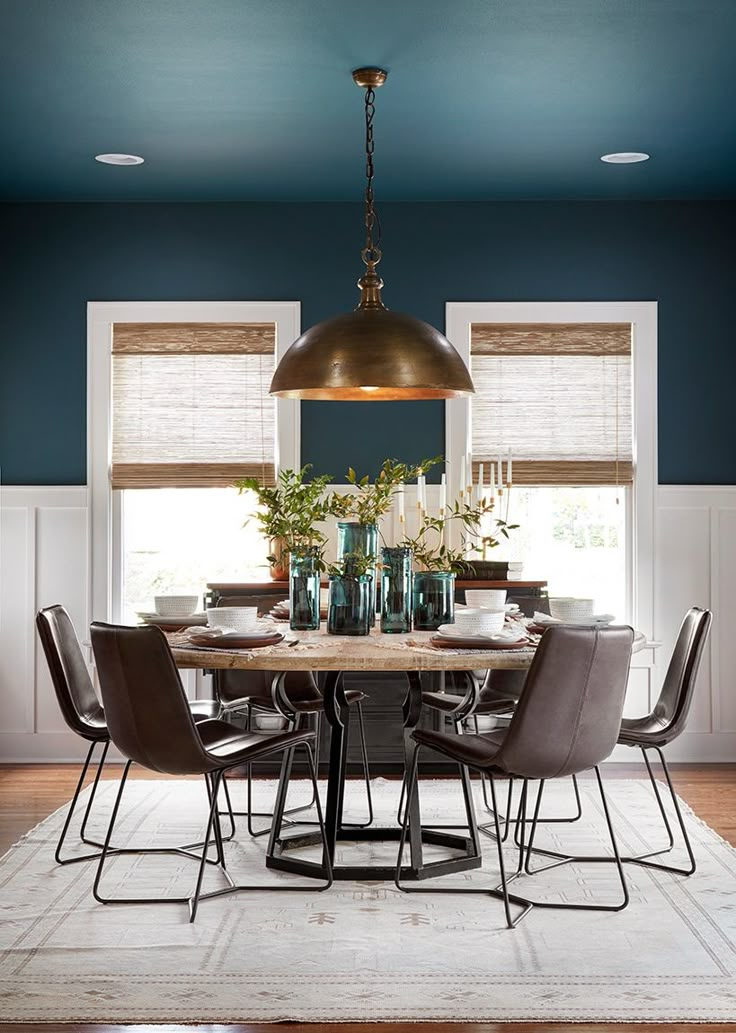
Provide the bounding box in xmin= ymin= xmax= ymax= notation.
xmin=1 ymin=201 xmax=734 ymax=485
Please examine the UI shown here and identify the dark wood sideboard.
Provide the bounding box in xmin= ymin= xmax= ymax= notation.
xmin=205 ymin=579 xmax=548 ymax=777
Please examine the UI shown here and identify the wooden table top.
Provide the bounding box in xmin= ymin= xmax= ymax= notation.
xmin=171 ymin=626 xmax=646 ymax=674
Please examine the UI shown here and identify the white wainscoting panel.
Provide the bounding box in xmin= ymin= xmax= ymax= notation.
xmin=1 ymin=484 xmax=735 ymax=762
xmin=0 ymin=487 xmax=90 ymax=761
xmin=654 ymin=486 xmax=736 ymax=761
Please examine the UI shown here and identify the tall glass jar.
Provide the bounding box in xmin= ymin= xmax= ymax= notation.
xmin=413 ymin=571 xmax=456 ymax=631
xmin=327 ymin=575 xmax=372 ymax=636
xmin=336 ymin=521 xmax=378 ymax=624
xmin=380 ymin=547 xmax=413 ymax=633
xmin=289 ymin=547 xmax=320 ymax=631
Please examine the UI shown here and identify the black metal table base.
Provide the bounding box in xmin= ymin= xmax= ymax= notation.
xmin=266 ymin=823 xmax=481 ymax=881
xmin=264 ymin=667 xmax=484 ymax=882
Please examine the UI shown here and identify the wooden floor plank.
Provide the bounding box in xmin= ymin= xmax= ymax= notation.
xmin=1 ymin=763 xmax=735 ymax=1032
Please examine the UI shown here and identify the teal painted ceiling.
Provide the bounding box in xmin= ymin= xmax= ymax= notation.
xmin=1 ymin=0 xmax=735 ymax=201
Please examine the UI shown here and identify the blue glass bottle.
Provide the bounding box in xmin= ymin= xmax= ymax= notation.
xmin=380 ymin=547 xmax=413 ymax=633
xmin=289 ymin=547 xmax=320 ymax=631
xmin=412 ymin=571 xmax=455 ymax=631
xmin=327 ymin=575 xmax=372 ymax=636
xmin=336 ymin=522 xmax=378 ymax=624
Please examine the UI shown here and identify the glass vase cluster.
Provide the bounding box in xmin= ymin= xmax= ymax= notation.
xmin=327 ymin=574 xmax=373 ymax=636
xmin=288 ymin=547 xmax=320 ymax=631
xmin=413 ymin=570 xmax=456 ymax=631
xmin=380 ymin=547 xmax=413 ymax=633
xmin=336 ymin=521 xmax=378 ymax=624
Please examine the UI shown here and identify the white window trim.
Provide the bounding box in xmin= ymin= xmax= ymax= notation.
xmin=445 ymin=301 xmax=657 ymax=641
xmin=87 ymin=300 xmax=300 ymax=622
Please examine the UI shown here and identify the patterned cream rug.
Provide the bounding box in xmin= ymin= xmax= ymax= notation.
xmin=1 ymin=775 xmax=736 ymax=1023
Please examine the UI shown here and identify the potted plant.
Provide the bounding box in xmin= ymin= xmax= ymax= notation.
xmin=235 ymin=467 xmax=335 ymax=629
xmin=235 ymin=466 xmax=334 ymax=580
xmin=401 ymin=498 xmax=517 ymax=631
xmin=331 ymin=458 xmax=441 ymax=624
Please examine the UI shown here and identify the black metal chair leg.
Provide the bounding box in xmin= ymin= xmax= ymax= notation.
xmin=55 ymin=739 xmax=109 ymax=865
xmin=340 ymin=700 xmax=374 ymax=829
xmin=78 ymin=740 xmax=110 ymax=845
xmin=189 ymin=772 xmax=227 ymax=922
xmin=626 ymin=746 xmax=696 ymax=875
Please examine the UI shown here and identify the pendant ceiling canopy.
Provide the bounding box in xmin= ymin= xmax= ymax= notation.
xmin=270 ymin=68 xmax=474 ymax=401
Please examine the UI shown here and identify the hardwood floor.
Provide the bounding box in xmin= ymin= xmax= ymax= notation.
xmin=1 ymin=763 xmax=735 ymax=1033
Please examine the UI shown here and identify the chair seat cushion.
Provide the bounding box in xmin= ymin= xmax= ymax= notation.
xmin=189 ymin=700 xmax=221 ymax=721
xmin=197 ymin=719 xmax=316 ymax=767
xmin=421 ymin=691 xmax=517 ymax=716
xmin=411 ymin=727 xmax=506 ymax=771
xmin=618 ymin=713 xmax=670 ymax=748
xmin=224 ymin=689 xmax=367 ymax=714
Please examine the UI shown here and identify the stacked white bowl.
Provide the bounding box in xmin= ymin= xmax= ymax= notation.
xmin=206 ymin=606 xmax=260 ymax=633
xmin=464 ymin=589 xmax=507 ymax=609
xmin=154 ymin=595 xmax=199 ymax=617
xmin=451 ymin=607 xmax=506 ymax=637
xmin=548 ymin=597 xmax=595 ymax=622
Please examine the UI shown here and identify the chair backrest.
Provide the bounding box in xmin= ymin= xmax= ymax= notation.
xmin=36 ymin=605 xmax=106 ymax=741
xmin=654 ymin=607 xmax=712 ymax=743
xmin=90 ymin=622 xmax=211 ymax=775
xmin=496 ymin=624 xmax=634 ymax=779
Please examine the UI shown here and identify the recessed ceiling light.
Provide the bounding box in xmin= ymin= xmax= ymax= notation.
xmin=95 ymin=153 xmax=145 ymax=166
xmin=600 ymin=152 xmax=650 ymax=164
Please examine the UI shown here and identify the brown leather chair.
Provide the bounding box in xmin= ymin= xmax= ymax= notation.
xmin=396 ymin=624 xmax=635 ymax=928
xmin=618 ymin=606 xmax=712 ymax=874
xmin=90 ymin=622 xmax=332 ymax=921
xmin=401 ymin=666 xmax=582 ymax=835
xmin=36 ymin=604 xmax=221 ymax=865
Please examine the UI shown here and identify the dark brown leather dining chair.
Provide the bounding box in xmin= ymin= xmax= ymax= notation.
xmin=396 ymin=624 xmax=635 ymax=929
xmin=36 ymin=604 xmax=222 ymax=865
xmin=618 ymin=606 xmax=712 ymax=874
xmin=90 ymin=622 xmax=332 ymax=921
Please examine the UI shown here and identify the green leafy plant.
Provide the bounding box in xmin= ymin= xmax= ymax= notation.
xmin=332 ymin=456 xmax=442 ymax=526
xmin=400 ymin=496 xmax=518 ymax=572
xmin=325 ymin=550 xmax=376 ymax=580
xmin=235 ymin=466 xmax=336 ymax=566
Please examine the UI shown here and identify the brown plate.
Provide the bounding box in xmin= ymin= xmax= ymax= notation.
xmin=188 ymin=632 xmax=285 ymax=649
xmin=430 ymin=635 xmax=532 ymax=650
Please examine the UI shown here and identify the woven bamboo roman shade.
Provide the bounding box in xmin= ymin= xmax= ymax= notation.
xmin=471 ymin=323 xmax=632 ymax=486
xmin=111 ymin=323 xmax=276 ymax=489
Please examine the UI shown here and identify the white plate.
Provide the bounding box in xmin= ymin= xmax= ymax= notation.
xmin=137 ymin=613 xmax=207 ymax=627
xmin=437 ymin=624 xmax=526 ymax=643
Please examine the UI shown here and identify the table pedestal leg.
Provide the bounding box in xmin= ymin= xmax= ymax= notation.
xmin=266 ymin=667 xmax=482 ymax=882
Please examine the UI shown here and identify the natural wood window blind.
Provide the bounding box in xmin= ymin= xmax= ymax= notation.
xmin=470 ymin=323 xmax=633 ymax=486
xmin=111 ymin=322 xmax=276 ymax=489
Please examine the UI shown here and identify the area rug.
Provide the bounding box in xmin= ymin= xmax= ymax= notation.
xmin=1 ymin=775 xmax=736 ymax=1023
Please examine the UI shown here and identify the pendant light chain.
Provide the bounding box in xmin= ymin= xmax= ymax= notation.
xmin=362 ymin=86 xmax=381 ymax=268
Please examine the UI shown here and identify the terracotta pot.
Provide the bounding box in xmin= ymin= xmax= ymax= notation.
xmin=268 ymin=538 xmax=289 ymax=581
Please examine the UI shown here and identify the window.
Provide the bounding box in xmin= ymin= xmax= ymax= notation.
xmin=88 ymin=302 xmax=300 ymax=622
xmin=446 ymin=302 xmax=656 ymax=632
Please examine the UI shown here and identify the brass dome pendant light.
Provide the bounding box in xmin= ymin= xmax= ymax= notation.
xmin=270 ymin=68 xmax=474 ymax=400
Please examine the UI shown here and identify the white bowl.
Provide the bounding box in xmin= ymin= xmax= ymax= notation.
xmin=451 ymin=608 xmax=506 ymax=636
xmin=465 ymin=589 xmax=507 ymax=609
xmin=206 ymin=606 xmax=260 ymax=632
xmin=548 ymin=597 xmax=595 ymax=622
xmin=154 ymin=594 xmax=199 ymax=617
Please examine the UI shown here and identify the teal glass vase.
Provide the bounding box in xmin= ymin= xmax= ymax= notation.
xmin=413 ymin=571 xmax=455 ymax=631
xmin=289 ymin=548 xmax=320 ymax=631
xmin=327 ymin=575 xmax=372 ymax=636
xmin=336 ymin=521 xmax=378 ymax=624
xmin=380 ymin=547 xmax=413 ymax=633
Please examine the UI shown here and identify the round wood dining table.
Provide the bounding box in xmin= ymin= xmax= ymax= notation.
xmin=170 ymin=627 xmax=647 ymax=883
